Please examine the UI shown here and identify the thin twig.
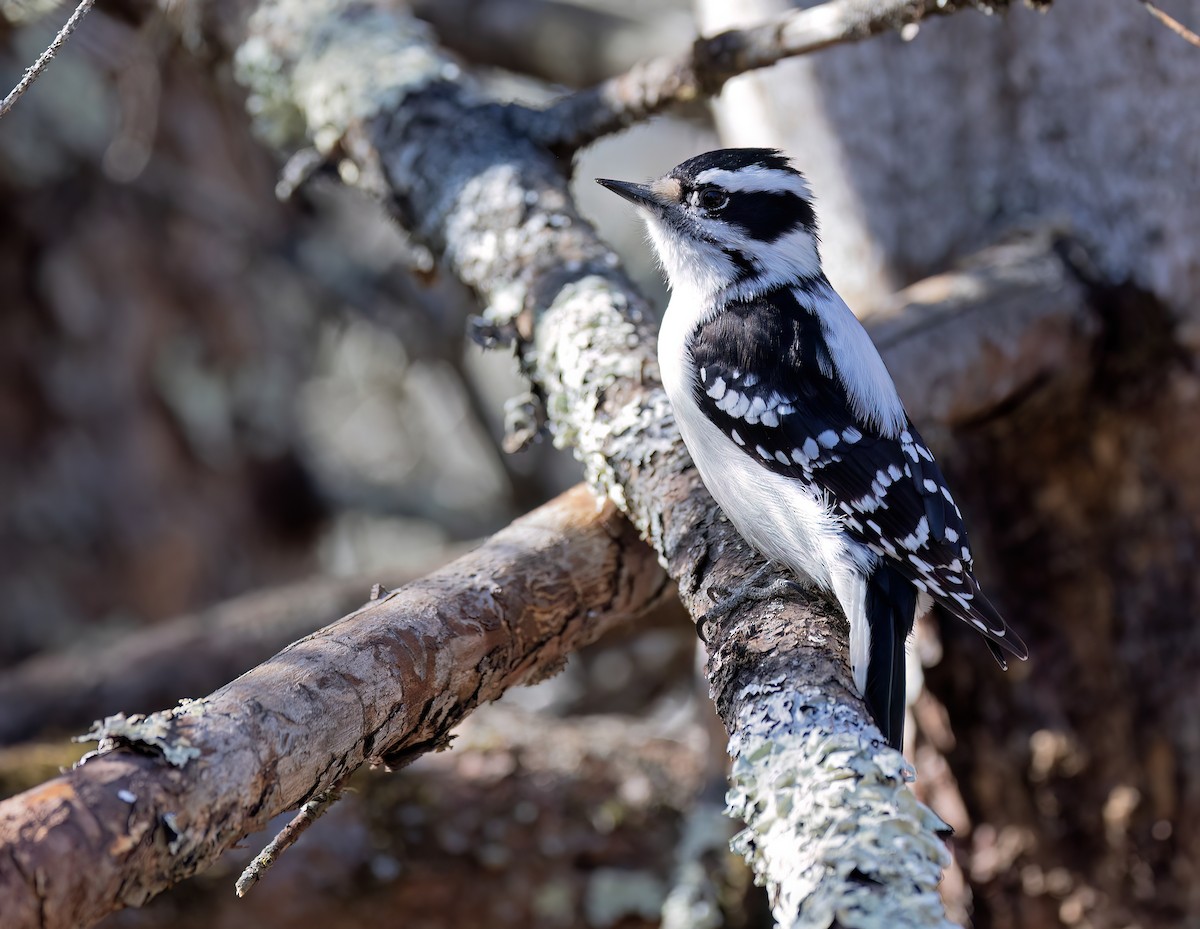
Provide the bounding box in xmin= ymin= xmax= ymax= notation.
xmin=0 ymin=0 xmax=99 ymax=120
xmin=235 ymin=774 xmax=351 ymax=896
xmin=1140 ymin=0 xmax=1200 ymax=47
xmin=522 ymin=0 xmax=971 ymax=154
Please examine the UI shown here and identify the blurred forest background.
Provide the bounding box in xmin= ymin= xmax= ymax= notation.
xmin=2 ymin=0 xmax=1200 ymax=927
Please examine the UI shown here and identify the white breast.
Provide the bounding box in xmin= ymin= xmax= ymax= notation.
xmin=658 ymin=293 xmax=863 ymax=592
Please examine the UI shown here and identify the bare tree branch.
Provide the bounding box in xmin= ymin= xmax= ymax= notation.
xmin=95 ymin=704 xmax=715 ymax=929
xmin=0 ymin=485 xmax=670 ymax=929
xmin=519 ymin=0 xmax=988 ymax=154
xmin=0 ymin=558 xmax=457 ymax=745
xmin=0 ymin=0 xmax=98 ymax=119
xmin=234 ymin=773 xmax=350 ymax=896
xmin=1139 ymin=0 xmax=1200 ymax=48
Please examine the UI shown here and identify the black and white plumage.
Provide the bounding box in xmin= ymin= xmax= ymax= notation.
xmin=598 ymin=149 xmax=1027 ymax=749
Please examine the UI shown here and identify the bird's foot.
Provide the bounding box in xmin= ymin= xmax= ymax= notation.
xmin=699 ymin=564 xmax=803 ymax=637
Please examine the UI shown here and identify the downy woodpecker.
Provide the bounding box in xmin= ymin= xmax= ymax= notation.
xmin=598 ymin=149 xmax=1026 ymax=749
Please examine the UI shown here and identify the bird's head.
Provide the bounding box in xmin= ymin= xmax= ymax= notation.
xmin=597 ymin=149 xmax=821 ymax=300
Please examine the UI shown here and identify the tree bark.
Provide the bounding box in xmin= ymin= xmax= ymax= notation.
xmin=96 ymin=704 xmax=720 ymax=929
xmin=0 ymin=559 xmax=454 ymax=745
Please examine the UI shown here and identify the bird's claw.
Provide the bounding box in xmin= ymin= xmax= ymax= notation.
xmin=698 ymin=564 xmax=802 ymax=634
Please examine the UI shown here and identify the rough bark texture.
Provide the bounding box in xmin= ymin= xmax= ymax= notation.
xmin=95 ymin=705 xmax=722 ymax=929
xmin=0 ymin=484 xmax=669 ymax=929
xmin=0 ymin=558 xmax=453 ymax=745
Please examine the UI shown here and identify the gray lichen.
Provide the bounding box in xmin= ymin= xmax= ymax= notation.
xmin=534 ymin=274 xmax=682 ymax=545
xmin=76 ymin=698 xmax=207 ymax=768
xmin=725 ymin=678 xmax=955 ymax=928
xmin=234 ymin=0 xmax=461 ymax=151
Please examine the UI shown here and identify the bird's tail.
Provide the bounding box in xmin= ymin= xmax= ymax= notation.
xmin=864 ymin=563 xmax=919 ymax=750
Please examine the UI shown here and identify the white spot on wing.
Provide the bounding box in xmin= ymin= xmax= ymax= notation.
xmin=900 ymin=515 xmax=930 ymax=551
xmin=707 ymin=377 xmax=726 ymax=400
xmin=747 ymin=396 xmax=767 ymax=422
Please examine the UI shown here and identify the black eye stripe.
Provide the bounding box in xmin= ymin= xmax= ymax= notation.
xmin=719 ymin=190 xmax=817 ymax=242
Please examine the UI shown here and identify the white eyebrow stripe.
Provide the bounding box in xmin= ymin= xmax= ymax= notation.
xmin=693 ymin=166 xmax=814 ymax=201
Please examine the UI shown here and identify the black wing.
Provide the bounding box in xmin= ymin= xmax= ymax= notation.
xmin=687 ymin=287 xmax=1027 ymax=663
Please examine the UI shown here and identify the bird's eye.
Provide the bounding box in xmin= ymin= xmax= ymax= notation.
xmin=695 ymin=188 xmax=729 ymax=212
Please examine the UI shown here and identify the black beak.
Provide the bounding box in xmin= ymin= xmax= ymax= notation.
xmin=596 ymin=178 xmax=659 ymax=210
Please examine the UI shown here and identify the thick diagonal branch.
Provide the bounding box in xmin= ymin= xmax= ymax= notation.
xmin=0 ymin=485 xmax=669 ymax=929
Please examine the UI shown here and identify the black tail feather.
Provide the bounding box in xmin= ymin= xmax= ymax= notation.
xmin=864 ymin=564 xmax=919 ymax=750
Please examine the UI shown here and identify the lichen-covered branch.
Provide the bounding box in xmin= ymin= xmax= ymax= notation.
xmin=712 ymin=604 xmax=957 ymax=928
xmin=0 ymin=485 xmax=669 ymax=929
xmin=226 ymin=4 xmax=1102 ymax=925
